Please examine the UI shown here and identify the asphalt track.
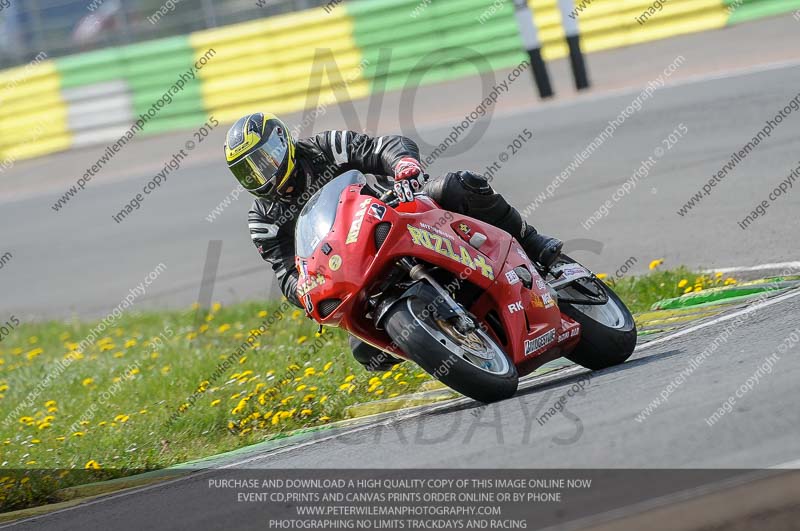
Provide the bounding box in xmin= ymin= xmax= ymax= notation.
xmin=1 ymin=15 xmax=800 ymax=319
xmin=1 ymin=15 xmax=800 ymax=528
xmin=5 ymin=289 xmax=800 ymax=530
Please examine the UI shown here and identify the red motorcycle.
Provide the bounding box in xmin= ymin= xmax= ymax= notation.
xmin=295 ymin=171 xmax=636 ymax=403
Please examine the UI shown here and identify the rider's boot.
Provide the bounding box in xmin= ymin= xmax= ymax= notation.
xmin=349 ymin=335 xmax=402 ymax=372
xmin=519 ymin=223 xmax=563 ymax=269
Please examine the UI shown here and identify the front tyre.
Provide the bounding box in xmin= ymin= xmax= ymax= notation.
xmin=384 ymin=297 xmax=518 ymax=403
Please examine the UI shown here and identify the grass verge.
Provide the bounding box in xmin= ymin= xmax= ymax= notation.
xmin=0 ymin=266 xmax=735 ymax=511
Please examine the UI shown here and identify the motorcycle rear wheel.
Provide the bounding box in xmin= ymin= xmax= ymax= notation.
xmin=384 ymin=296 xmax=518 ymax=404
xmin=559 ymin=278 xmax=637 ymax=370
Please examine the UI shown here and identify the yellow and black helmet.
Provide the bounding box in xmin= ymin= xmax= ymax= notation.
xmin=224 ymin=112 xmax=296 ymax=200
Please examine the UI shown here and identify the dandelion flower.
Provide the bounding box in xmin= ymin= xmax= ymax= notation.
xmin=210 ymin=399 xmax=221 ymax=407
xmin=344 ymin=375 xmax=355 ymax=383
xmin=81 ymin=378 xmax=94 ymax=387
xmin=114 ymin=414 xmax=130 ymax=423
xmin=649 ymin=259 xmax=664 ymax=270
xmin=84 ymin=460 xmax=101 ymax=470
xmin=217 ymin=324 xmax=231 ymax=333
xmin=44 ymin=400 xmax=56 ymax=408
xmin=678 ymin=279 xmax=688 ymax=288
xmin=297 ymin=336 xmax=308 ymax=345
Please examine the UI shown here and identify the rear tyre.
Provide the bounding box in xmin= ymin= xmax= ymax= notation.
xmin=559 ymin=279 xmax=637 ymax=370
xmin=384 ymin=296 xmax=518 ymax=403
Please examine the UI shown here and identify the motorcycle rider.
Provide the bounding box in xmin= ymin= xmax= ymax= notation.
xmin=225 ymin=112 xmax=563 ymax=371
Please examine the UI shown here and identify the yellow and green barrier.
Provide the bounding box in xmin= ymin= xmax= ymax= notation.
xmin=1 ymin=0 xmax=798 ymax=164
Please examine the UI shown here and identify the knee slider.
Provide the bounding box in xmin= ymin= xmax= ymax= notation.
xmin=455 ymin=171 xmax=493 ymax=195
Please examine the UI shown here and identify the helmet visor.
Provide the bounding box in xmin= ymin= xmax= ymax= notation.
xmin=229 ymin=129 xmax=289 ymax=194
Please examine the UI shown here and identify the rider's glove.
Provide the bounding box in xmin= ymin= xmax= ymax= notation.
xmin=393 ymin=157 xmax=426 ymax=202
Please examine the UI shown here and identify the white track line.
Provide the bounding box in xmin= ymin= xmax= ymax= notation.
xmin=635 ymin=288 xmax=800 ymax=350
xmin=5 ymin=288 xmax=800 ymax=527
xmin=701 ymin=261 xmax=800 ymax=274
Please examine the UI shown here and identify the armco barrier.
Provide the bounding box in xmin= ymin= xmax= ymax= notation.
xmin=189 ymin=7 xmax=368 ymax=125
xmin=0 ymin=0 xmax=798 ymax=164
xmin=0 ymin=57 xmax=71 ymax=164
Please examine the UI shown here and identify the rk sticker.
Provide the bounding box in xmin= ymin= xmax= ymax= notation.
xmin=406 ymin=225 xmax=495 ymax=280
xmin=328 ymin=255 xmax=342 ymax=271
xmin=524 ymin=329 xmax=556 ymax=356
xmin=346 ymin=199 xmax=372 ymax=244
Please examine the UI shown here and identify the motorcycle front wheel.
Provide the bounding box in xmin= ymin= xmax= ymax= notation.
xmin=384 ymin=296 xmax=518 ymax=404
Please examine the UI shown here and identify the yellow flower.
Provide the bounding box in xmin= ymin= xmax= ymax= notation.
xmin=84 ymin=460 xmax=101 ymax=470
xmin=258 ymin=310 xmax=268 ymax=318
xmin=323 ymin=361 xmax=333 ymax=371
xmin=139 ymin=409 xmax=147 ymax=415
xmin=320 ymin=416 xmax=331 ymax=422
xmin=320 ymin=395 xmax=328 ymax=404
xmin=55 ymin=436 xmax=65 ymax=442
xmin=26 ymin=348 xmax=43 ymax=361
xmin=38 ymin=422 xmax=51 ymax=430
xmin=114 ymin=414 xmax=130 ymax=423
xmin=217 ymin=324 xmax=231 ymax=333
xmin=304 ymin=367 xmax=316 ymax=376
xmin=30 ymin=439 xmax=41 ymax=444
xmin=81 ymin=377 xmax=94 ymax=387
xmin=724 ymin=278 xmax=737 ymax=285
xmin=649 ymin=259 xmax=664 ymax=270
xmin=684 ymin=287 xmax=693 ymax=294
xmin=18 ymin=416 xmax=34 ymax=425
xmin=596 ymin=273 xmax=608 ymax=280
xmin=678 ymin=279 xmax=688 ymax=288
xmin=210 ymin=399 xmax=221 ymax=407
xmin=296 ymin=384 xmax=307 ymax=391
xmin=161 ymin=365 xmax=171 ymax=375
xmin=124 ymin=339 xmax=137 ymax=348
xmin=300 ymin=409 xmax=313 ymax=416
xmin=297 ymin=336 xmax=308 ymax=345
xmin=25 ymin=461 xmax=36 ymax=465
xmin=344 ymin=375 xmax=355 ymax=383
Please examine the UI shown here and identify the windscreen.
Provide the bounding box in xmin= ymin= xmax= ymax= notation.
xmin=295 ymin=171 xmax=367 ymax=258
